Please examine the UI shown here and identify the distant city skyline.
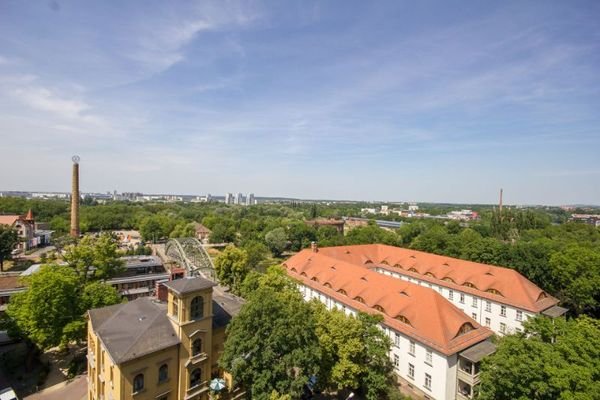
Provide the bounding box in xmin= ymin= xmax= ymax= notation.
xmin=1 ymin=1 xmax=599 ymax=205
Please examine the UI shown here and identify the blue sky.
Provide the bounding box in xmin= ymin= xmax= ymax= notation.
xmin=1 ymin=1 xmax=599 ymax=204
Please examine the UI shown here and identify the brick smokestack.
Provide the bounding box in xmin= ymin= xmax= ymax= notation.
xmin=311 ymin=241 xmax=318 ymax=253
xmin=70 ymin=156 xmax=80 ymax=237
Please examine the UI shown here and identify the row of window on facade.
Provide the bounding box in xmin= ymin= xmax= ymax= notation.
xmin=392 ymin=355 xmax=432 ymax=391
xmin=132 ymin=366 xmax=203 ymax=394
xmin=391 ymin=334 xmax=433 ymax=364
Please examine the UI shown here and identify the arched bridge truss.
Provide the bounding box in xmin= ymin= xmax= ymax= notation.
xmin=165 ymin=238 xmax=216 ymax=281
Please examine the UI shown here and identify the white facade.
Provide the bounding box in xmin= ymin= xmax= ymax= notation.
xmin=373 ymin=267 xmax=534 ymax=336
xmin=235 ymin=192 xmax=243 ymax=205
xmin=246 ymin=193 xmax=255 ymax=206
xmin=224 ymin=193 xmax=233 ymax=204
xmin=299 ymin=283 xmax=457 ymax=400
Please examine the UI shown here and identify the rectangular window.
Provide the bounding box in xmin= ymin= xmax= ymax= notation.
xmin=438 ymin=286 xmax=443 ymax=293
xmin=485 ymin=301 xmax=491 ymax=312
xmin=394 ymin=354 xmax=399 ymax=368
xmin=485 ymin=317 xmax=491 ymax=327
xmin=500 ymin=305 xmax=507 ymax=317
xmin=425 ymin=350 xmax=432 ymax=366
xmin=408 ymin=363 xmax=415 ymax=379
xmin=449 ymin=290 xmax=454 ymax=301
xmin=394 ymin=333 xmax=400 ymax=348
xmin=472 ymin=297 xmax=478 ymax=307
xmin=500 ymin=322 xmax=506 ymax=334
xmin=460 ymin=293 xmax=465 ymax=304
xmin=472 ymin=313 xmax=477 ymax=320
xmin=516 ymin=310 xmax=523 ymax=321
xmin=409 ymin=341 xmax=416 ymax=356
xmin=424 ymin=373 xmax=432 ymax=390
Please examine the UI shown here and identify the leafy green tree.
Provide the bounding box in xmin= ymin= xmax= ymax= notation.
xmin=0 ymin=225 xmax=19 ymax=272
xmin=49 ymin=215 xmax=70 ymax=235
xmin=139 ymin=216 xmax=165 ymax=242
xmin=240 ymin=265 xmax=297 ymax=298
xmin=345 ymin=224 xmax=399 ymax=246
xmin=63 ymin=233 xmax=124 ymax=283
xmin=220 ymin=285 xmax=320 ymax=400
xmin=169 ymin=221 xmax=196 ymax=238
xmin=548 ymin=245 xmax=600 ymax=315
xmin=313 ymin=304 xmax=394 ymax=399
xmin=478 ymin=316 xmax=600 ymax=400
xmin=242 ymin=240 xmax=269 ymax=269
xmin=7 ymin=265 xmax=80 ymax=349
xmin=410 ymin=225 xmax=451 ymax=254
xmin=81 ymin=281 xmax=123 ymax=310
xmin=215 ymin=245 xmax=249 ymax=295
xmin=265 ymin=227 xmax=288 ymax=257
xmin=316 ymin=226 xmax=345 ymax=247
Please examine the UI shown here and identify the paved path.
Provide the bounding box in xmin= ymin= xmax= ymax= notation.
xmin=25 ymin=375 xmax=87 ymax=400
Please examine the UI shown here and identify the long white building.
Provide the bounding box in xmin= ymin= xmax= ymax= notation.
xmin=283 ymin=244 xmax=565 ymax=400
xmin=313 ymin=244 xmax=564 ymax=336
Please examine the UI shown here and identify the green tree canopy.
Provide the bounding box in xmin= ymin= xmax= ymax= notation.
xmin=313 ymin=303 xmax=394 ymax=399
xmin=63 ymin=233 xmax=124 ymax=283
xmin=548 ymin=245 xmax=600 ymax=315
xmin=478 ymin=316 xmax=600 ymax=400
xmin=265 ymin=227 xmax=288 ymax=257
xmin=5 ymin=265 xmax=122 ymax=349
xmin=0 ymin=225 xmax=19 ymax=272
xmin=219 ymin=285 xmax=321 ymax=400
xmin=214 ymin=245 xmax=249 ymax=295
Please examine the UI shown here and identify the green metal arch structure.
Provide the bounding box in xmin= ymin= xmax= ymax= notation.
xmin=165 ymin=238 xmax=216 ymax=281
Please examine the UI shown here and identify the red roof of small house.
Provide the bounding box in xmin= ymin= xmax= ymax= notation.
xmin=0 ymin=215 xmax=23 ymax=226
xmin=283 ymin=249 xmax=493 ymax=356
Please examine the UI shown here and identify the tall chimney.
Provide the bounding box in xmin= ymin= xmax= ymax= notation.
xmin=311 ymin=241 xmax=318 ymax=253
xmin=499 ymin=188 xmax=503 ymax=213
xmin=70 ymin=155 xmax=80 ymax=237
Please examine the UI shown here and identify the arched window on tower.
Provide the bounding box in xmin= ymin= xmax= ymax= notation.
xmin=190 ymin=368 xmax=202 ymax=388
xmin=190 ymin=296 xmax=204 ymax=320
xmin=133 ymin=373 xmax=144 ymax=393
xmin=192 ymin=338 xmax=203 ymax=356
xmin=158 ymin=364 xmax=168 ymax=383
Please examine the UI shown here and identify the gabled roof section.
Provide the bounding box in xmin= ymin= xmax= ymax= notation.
xmin=0 ymin=215 xmax=24 ymax=226
xmin=89 ymin=298 xmax=180 ymax=364
xmin=163 ymin=276 xmax=216 ymax=296
xmin=284 ymin=250 xmax=493 ymax=356
xmin=316 ymin=244 xmax=558 ymax=313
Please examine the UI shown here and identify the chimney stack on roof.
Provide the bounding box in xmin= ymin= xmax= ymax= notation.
xmin=311 ymin=241 xmax=318 ymax=253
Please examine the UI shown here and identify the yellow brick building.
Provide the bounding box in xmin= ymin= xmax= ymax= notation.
xmin=87 ymin=277 xmax=240 ymax=400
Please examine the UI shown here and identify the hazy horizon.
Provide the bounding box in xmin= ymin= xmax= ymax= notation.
xmin=1 ymin=1 xmax=599 ymax=205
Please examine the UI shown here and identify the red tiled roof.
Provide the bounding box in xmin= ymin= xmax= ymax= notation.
xmin=316 ymin=244 xmax=558 ymax=313
xmin=0 ymin=215 xmax=22 ymax=226
xmin=284 ymin=249 xmax=493 ymax=356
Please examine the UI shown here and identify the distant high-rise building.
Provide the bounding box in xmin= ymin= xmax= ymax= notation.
xmin=246 ymin=193 xmax=255 ymax=206
xmin=225 ymin=193 xmax=233 ymax=204
xmin=235 ymin=192 xmax=243 ymax=205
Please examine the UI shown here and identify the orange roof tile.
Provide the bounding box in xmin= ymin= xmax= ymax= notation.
xmin=284 ymin=249 xmax=493 ymax=356
xmin=316 ymin=244 xmax=558 ymax=313
xmin=0 ymin=215 xmax=22 ymax=226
